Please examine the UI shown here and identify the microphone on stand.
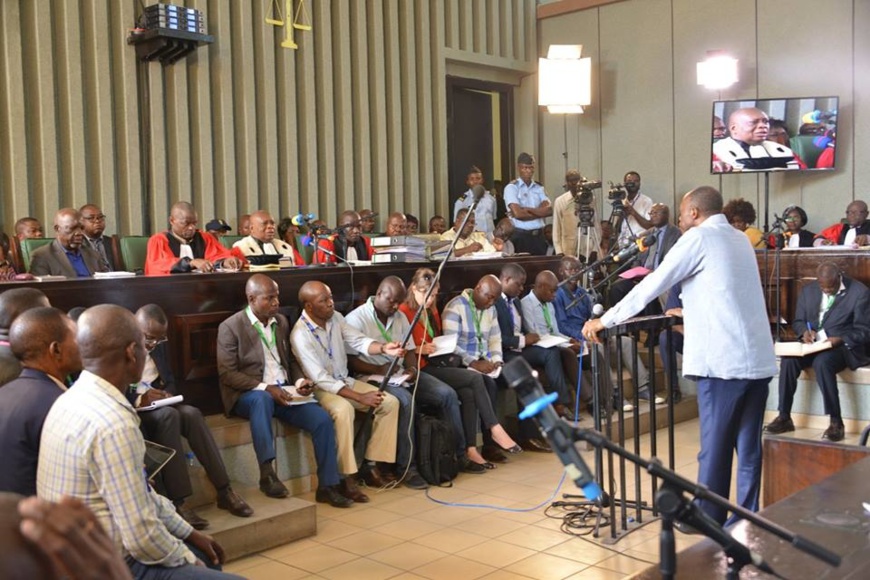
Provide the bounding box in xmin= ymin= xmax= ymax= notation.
xmin=591 ymin=303 xmax=605 ymax=318
xmin=503 ymin=357 xmax=602 ymax=501
xmin=608 ymin=233 xmax=657 ymax=264
xmin=291 ymin=213 xmax=316 ymax=227
xmin=471 ymin=184 xmax=487 ymax=202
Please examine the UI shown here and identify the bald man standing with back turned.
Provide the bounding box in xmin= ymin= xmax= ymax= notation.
xmin=38 ymin=304 xmax=238 ymax=578
xmin=583 ymin=186 xmax=776 ymax=527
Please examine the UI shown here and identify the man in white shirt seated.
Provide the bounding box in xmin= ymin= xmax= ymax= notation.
xmin=232 ymin=210 xmax=304 ymax=266
xmin=440 ymin=208 xmax=496 ymax=257
xmin=290 ymin=281 xmax=403 ymax=492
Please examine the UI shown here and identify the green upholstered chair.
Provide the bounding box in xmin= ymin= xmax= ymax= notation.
xmin=119 ymin=236 xmax=150 ymax=272
xmin=19 ymin=238 xmax=53 ymax=271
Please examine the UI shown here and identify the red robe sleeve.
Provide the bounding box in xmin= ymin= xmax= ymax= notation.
xmin=145 ymin=233 xmax=181 ymax=276
xmin=815 ymin=223 xmax=843 ymax=244
xmin=314 ymin=238 xmax=338 ymax=264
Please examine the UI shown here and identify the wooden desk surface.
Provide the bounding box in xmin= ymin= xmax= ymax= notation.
xmin=0 ymin=255 xmax=562 ymax=413
xmin=634 ymin=457 xmax=870 ymax=579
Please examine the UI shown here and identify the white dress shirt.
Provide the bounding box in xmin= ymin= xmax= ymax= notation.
xmin=290 ymin=311 xmax=376 ymax=394
xmin=601 ymin=213 xmax=777 ymax=380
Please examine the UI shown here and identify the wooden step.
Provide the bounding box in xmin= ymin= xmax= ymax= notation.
xmin=190 ymin=482 xmax=317 ymax=562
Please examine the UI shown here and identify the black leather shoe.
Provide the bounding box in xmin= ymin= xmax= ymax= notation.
xmin=259 ymin=472 xmax=289 ymax=498
xmin=316 ymin=486 xmax=354 ymax=508
xmin=359 ymin=464 xmax=392 ymax=488
xmin=520 ymin=438 xmax=553 ymax=453
xmin=822 ymin=421 xmax=845 ymax=442
xmin=482 ymin=445 xmax=509 ymax=463
xmin=459 ymin=457 xmax=486 ymax=474
xmin=176 ymin=506 xmax=209 ymax=530
xmin=217 ymin=487 xmax=253 ymax=517
xmin=339 ymin=478 xmax=370 ymax=503
xmin=671 ymin=389 xmax=683 ymax=405
xmin=764 ymin=415 xmax=795 ymax=434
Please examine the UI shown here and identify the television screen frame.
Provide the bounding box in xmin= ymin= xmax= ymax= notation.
xmin=711 ymin=96 xmax=838 ymax=174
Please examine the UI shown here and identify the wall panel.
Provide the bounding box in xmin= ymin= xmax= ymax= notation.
xmin=0 ymin=1 xmax=537 ymax=238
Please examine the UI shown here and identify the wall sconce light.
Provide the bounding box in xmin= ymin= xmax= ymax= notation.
xmin=539 ymin=45 xmax=592 ymax=114
xmin=696 ymin=51 xmax=738 ymax=90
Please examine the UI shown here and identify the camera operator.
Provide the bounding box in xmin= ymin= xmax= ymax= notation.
xmin=615 ymin=171 xmax=654 ymax=247
xmin=552 ymin=169 xmax=603 ymax=263
xmin=503 ymin=152 xmax=552 ymax=255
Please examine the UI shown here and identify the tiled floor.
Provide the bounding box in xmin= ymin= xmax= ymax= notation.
xmin=224 ymin=418 xmax=859 ymax=579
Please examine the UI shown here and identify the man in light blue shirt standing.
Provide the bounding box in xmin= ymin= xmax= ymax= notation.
xmin=503 ymin=153 xmax=551 ymax=255
xmin=454 ymin=165 xmax=497 ymax=234
xmin=583 ymin=186 xmax=776 ymax=526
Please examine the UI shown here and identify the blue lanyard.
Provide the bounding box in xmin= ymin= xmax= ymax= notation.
xmin=302 ymin=314 xmax=333 ymax=361
xmin=465 ymin=291 xmax=490 ymax=360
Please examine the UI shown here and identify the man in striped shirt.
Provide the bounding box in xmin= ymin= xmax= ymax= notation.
xmin=37 ymin=304 xmax=237 ymax=578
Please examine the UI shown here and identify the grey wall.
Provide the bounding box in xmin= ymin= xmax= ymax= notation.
xmin=538 ymin=0 xmax=869 ymax=230
xmin=0 ymin=0 xmax=538 ymax=235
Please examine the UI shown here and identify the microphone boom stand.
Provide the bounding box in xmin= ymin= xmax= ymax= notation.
xmin=354 ymin=194 xmax=482 ymax=439
xmin=518 ymin=380 xmax=841 ymax=578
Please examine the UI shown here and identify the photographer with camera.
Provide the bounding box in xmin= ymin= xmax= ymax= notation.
xmin=552 ymin=169 xmax=603 ymax=263
xmin=503 ymin=152 xmax=552 ymax=255
xmin=613 ymin=171 xmax=654 ymax=248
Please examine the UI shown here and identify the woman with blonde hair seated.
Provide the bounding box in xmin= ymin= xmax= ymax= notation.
xmin=400 ymin=267 xmax=520 ymax=470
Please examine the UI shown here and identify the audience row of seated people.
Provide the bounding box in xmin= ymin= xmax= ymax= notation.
xmin=0 ymin=256 xmax=641 ymax=577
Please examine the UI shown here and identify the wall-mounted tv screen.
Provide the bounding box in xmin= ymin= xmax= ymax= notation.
xmin=711 ymin=96 xmax=838 ymax=173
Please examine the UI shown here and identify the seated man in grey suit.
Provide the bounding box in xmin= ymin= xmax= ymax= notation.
xmin=130 ymin=304 xmax=252 ymax=529
xmin=0 ymin=288 xmax=50 ymax=387
xmin=29 ymin=208 xmax=108 ymax=278
xmin=217 ymin=274 xmax=355 ymax=507
xmin=0 ymin=307 xmax=81 ymax=496
xmin=765 ymin=262 xmax=870 ymax=442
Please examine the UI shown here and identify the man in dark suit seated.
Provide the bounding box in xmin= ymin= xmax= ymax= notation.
xmin=29 ymin=208 xmax=108 ymax=278
xmin=608 ymin=203 xmax=681 ymax=310
xmin=217 ymin=275 xmax=354 ymax=508
xmin=495 ymin=262 xmax=575 ymax=453
xmin=130 ymin=305 xmax=252 ymax=529
xmin=0 ymin=307 xmax=81 ymax=495
xmin=0 ymin=288 xmax=50 ymax=388
xmin=80 ymin=203 xmax=119 ymax=271
xmin=765 ymin=262 xmax=870 ymax=441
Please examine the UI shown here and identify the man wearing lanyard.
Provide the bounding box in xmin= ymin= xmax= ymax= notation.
xmin=503 ymin=152 xmax=552 ymax=255
xmin=345 ymin=277 xmax=462 ymax=489
xmin=520 ymin=269 xmax=594 ymax=412
xmin=290 ymin=280 xmax=404 ymax=494
xmin=217 ymin=275 xmax=353 ymax=507
xmin=765 ymin=263 xmax=870 ymax=442
xmin=494 ymin=264 xmax=573 ymax=452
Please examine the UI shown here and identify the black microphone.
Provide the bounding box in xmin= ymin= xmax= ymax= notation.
xmin=502 ymin=357 xmax=602 ymax=501
xmin=471 ymin=184 xmax=487 ymax=201
xmin=608 ymin=233 xmax=656 ymax=263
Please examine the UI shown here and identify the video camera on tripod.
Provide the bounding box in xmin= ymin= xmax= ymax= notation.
xmin=571 ymin=178 xmax=602 ymax=231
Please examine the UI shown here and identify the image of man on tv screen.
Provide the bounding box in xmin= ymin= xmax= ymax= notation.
xmin=712 ymin=107 xmax=799 ymax=173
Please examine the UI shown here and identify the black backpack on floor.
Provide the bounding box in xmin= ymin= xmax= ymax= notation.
xmin=416 ymin=414 xmax=459 ymax=486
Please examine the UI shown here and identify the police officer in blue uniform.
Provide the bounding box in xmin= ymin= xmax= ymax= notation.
xmin=503 ymin=153 xmax=551 ymax=255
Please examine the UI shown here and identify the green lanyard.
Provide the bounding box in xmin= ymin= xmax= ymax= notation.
xmin=819 ymin=294 xmax=836 ymax=328
xmin=465 ymin=290 xmax=486 ymax=354
xmin=248 ymin=307 xmax=277 ymax=349
xmin=370 ymin=298 xmax=393 ymax=342
xmin=540 ymin=302 xmax=553 ymax=334
xmin=422 ymin=309 xmax=435 ymax=339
